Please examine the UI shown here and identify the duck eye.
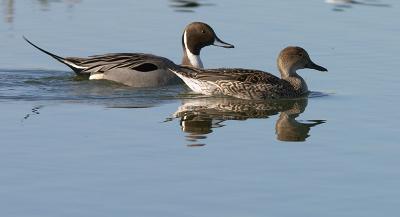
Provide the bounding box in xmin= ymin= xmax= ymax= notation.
xmin=201 ymin=30 xmax=206 ymax=34
xmin=298 ymin=53 xmax=303 ymax=57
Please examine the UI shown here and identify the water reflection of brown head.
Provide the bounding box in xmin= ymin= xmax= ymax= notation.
xmin=275 ymin=99 xmax=325 ymax=142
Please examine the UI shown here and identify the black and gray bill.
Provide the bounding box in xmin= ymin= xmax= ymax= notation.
xmin=213 ymin=36 xmax=234 ymax=48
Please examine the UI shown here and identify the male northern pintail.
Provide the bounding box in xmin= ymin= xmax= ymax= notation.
xmin=24 ymin=22 xmax=234 ymax=87
xmin=169 ymin=46 xmax=327 ymax=100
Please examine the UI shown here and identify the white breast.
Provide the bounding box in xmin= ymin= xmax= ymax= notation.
xmin=174 ymin=73 xmax=216 ymax=94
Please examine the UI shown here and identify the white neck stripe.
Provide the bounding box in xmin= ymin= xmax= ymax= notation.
xmin=184 ymin=31 xmax=203 ymax=68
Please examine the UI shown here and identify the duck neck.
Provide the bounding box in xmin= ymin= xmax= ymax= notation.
xmin=181 ymin=31 xmax=204 ymax=68
xmin=279 ymin=67 xmax=308 ymax=94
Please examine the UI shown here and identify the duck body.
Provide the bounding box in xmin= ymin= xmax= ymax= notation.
xmin=170 ymin=46 xmax=327 ymax=100
xmin=65 ymin=53 xmax=181 ymax=87
xmin=172 ymin=67 xmax=305 ymax=99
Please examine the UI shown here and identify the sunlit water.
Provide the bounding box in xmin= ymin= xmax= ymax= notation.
xmin=1 ymin=0 xmax=400 ymax=216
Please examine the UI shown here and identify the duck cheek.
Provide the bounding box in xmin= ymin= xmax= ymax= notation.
xmin=199 ymin=41 xmax=212 ymax=49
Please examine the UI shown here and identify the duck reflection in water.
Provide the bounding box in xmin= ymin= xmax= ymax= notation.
xmin=325 ymin=0 xmax=390 ymax=11
xmin=172 ymin=97 xmax=326 ymax=146
xmin=274 ymin=99 xmax=325 ymax=141
xmin=2 ymin=0 xmax=81 ymax=24
xmin=169 ymin=0 xmax=214 ymax=12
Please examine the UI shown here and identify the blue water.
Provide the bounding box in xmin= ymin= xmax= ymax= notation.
xmin=1 ymin=0 xmax=400 ymax=216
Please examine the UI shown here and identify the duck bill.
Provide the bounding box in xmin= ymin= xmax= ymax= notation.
xmin=306 ymin=61 xmax=328 ymax=72
xmin=213 ymin=36 xmax=234 ymax=48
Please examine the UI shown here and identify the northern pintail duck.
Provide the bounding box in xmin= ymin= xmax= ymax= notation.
xmin=24 ymin=22 xmax=234 ymax=87
xmin=169 ymin=46 xmax=327 ymax=100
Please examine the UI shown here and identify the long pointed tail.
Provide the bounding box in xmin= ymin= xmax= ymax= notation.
xmin=23 ymin=36 xmax=85 ymax=73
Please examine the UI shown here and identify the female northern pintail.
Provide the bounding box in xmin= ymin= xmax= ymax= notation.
xmin=24 ymin=22 xmax=234 ymax=87
xmin=169 ymin=46 xmax=327 ymax=100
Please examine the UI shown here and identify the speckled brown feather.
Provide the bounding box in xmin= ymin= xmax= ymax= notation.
xmin=173 ymin=66 xmax=303 ymax=99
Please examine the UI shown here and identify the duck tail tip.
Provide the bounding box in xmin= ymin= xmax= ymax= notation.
xmin=23 ymin=36 xmax=85 ymax=73
xmin=23 ymin=36 xmax=65 ymax=63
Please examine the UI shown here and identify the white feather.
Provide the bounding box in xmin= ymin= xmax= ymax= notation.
xmin=64 ymin=60 xmax=87 ymax=69
xmin=172 ymin=71 xmax=216 ymax=94
xmin=89 ymin=73 xmax=104 ymax=80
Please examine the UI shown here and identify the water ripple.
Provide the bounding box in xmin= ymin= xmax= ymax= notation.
xmin=0 ymin=69 xmax=184 ymax=107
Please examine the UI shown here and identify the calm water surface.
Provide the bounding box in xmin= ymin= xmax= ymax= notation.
xmin=1 ymin=0 xmax=400 ymax=216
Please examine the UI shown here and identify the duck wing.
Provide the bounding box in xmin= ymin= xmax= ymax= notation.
xmin=67 ymin=53 xmax=177 ymax=74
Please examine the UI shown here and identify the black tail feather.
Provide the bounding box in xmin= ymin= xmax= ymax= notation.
xmin=23 ymin=36 xmax=83 ymax=73
xmin=23 ymin=36 xmax=67 ymax=63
